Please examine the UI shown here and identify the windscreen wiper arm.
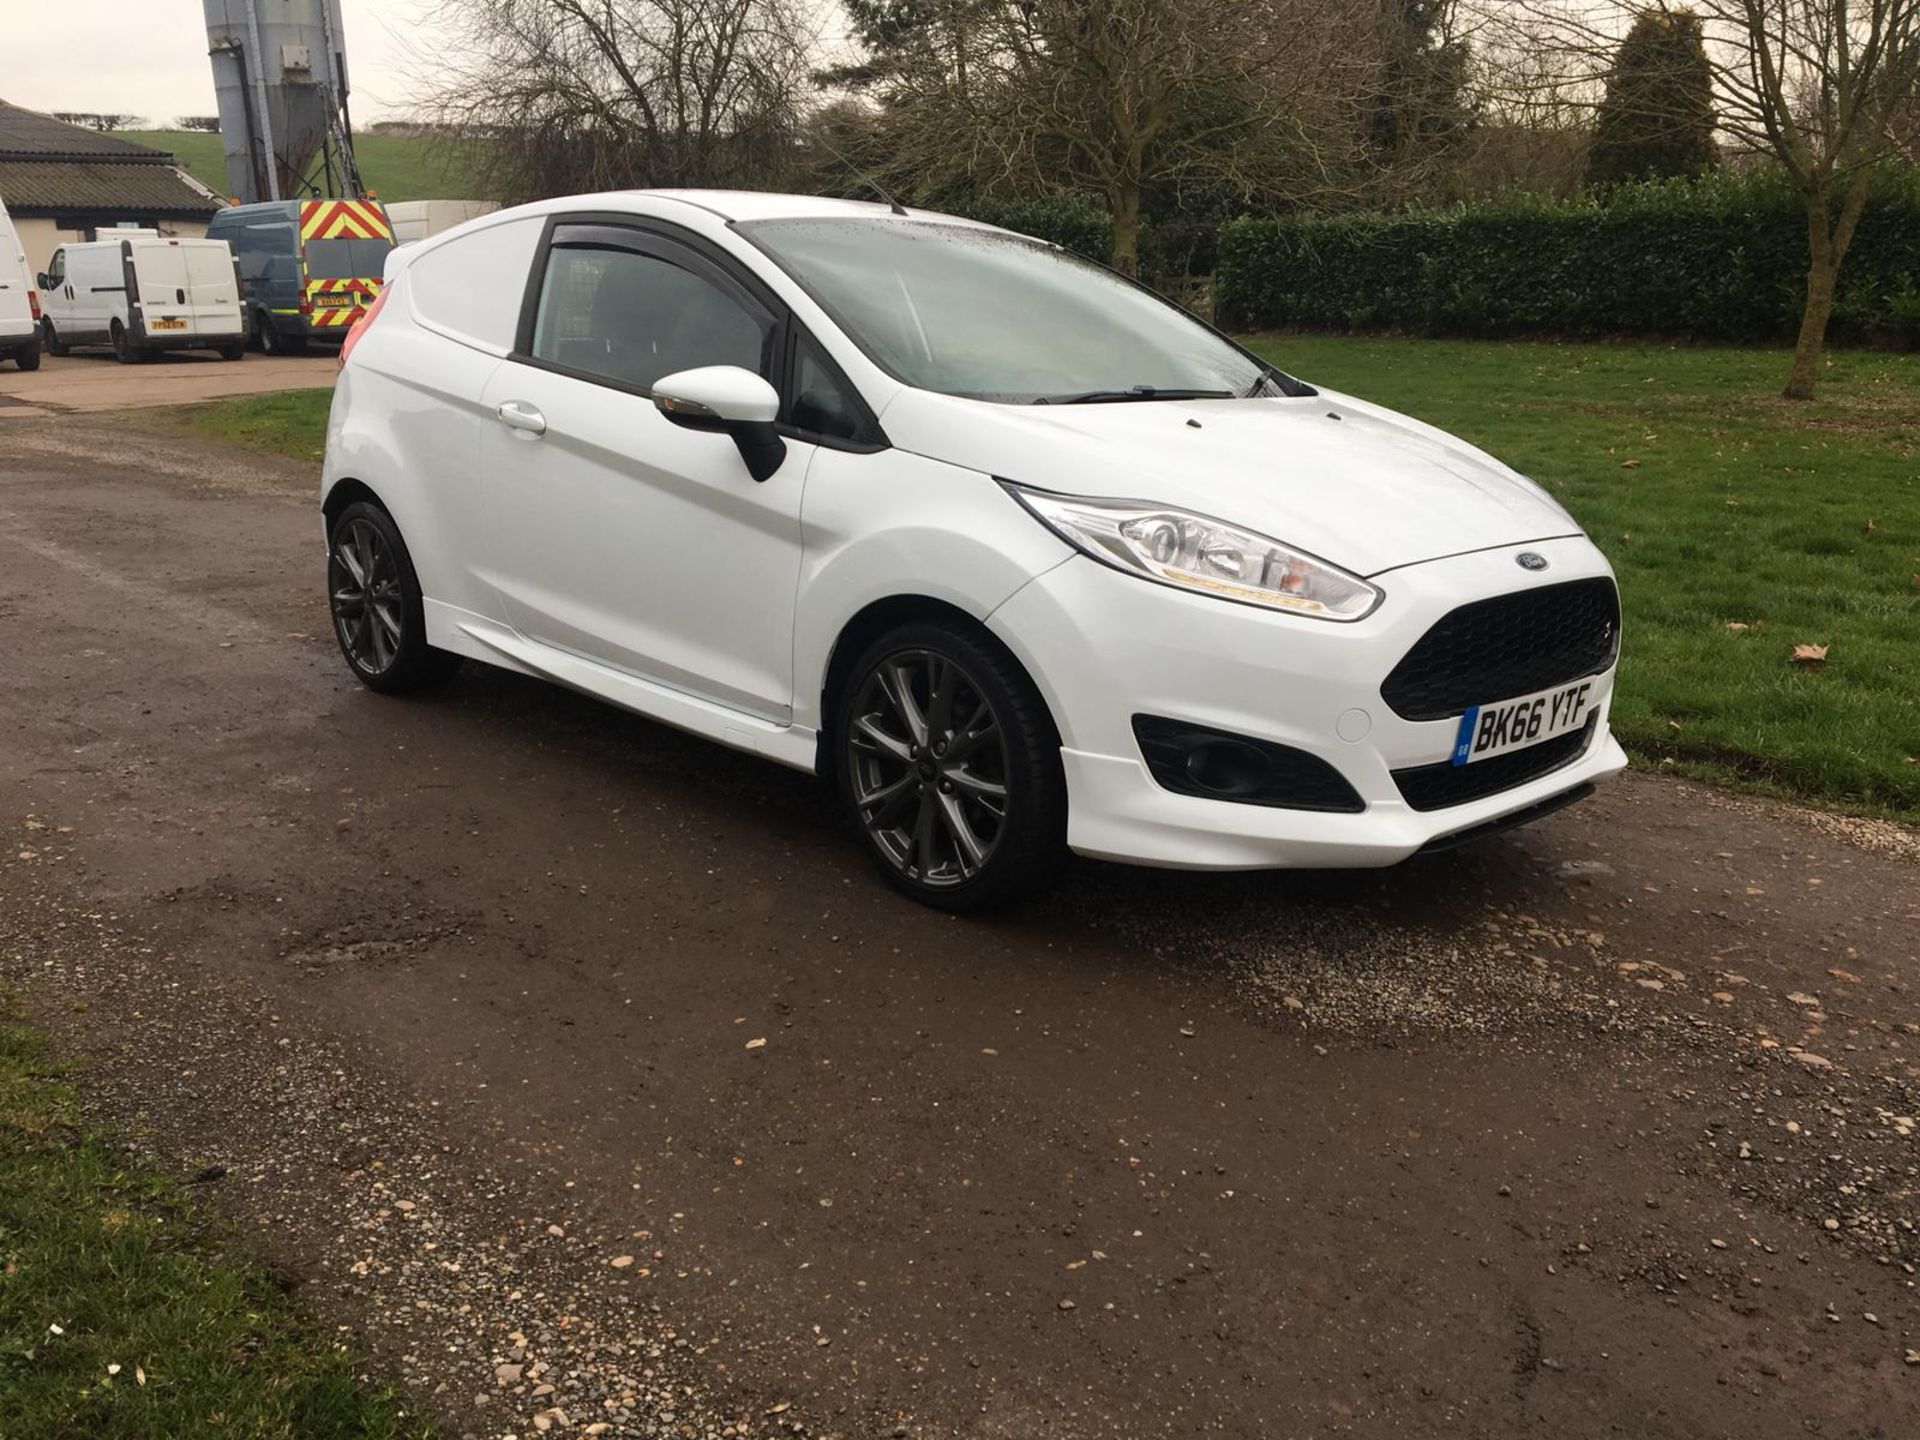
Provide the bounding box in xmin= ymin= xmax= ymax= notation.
xmin=1034 ymin=386 xmax=1236 ymax=405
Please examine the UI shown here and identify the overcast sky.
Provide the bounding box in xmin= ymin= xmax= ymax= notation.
xmin=0 ymin=1 xmax=454 ymax=125
xmin=0 ymin=1 xmax=852 ymax=128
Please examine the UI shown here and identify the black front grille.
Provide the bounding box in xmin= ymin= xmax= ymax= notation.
xmin=1393 ymin=716 xmax=1598 ymax=811
xmin=1382 ymin=578 xmax=1621 ymax=722
xmin=1133 ymin=716 xmax=1365 ymax=813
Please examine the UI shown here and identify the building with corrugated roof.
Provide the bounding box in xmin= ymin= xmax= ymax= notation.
xmin=0 ymin=101 xmax=223 ymax=271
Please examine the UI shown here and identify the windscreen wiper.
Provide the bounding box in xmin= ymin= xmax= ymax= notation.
xmin=1244 ymin=366 xmax=1318 ymax=399
xmin=1034 ymin=386 xmax=1236 ymax=405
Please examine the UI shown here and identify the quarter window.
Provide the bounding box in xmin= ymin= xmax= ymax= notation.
xmin=787 ymin=337 xmax=873 ymax=445
xmin=530 ymin=243 xmax=770 ymax=392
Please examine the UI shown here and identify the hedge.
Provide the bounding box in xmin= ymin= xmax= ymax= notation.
xmin=943 ymin=193 xmax=1114 ymax=263
xmin=1216 ymin=167 xmax=1920 ymax=346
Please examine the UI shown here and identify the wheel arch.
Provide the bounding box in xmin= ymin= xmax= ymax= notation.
xmin=814 ymin=593 xmax=1062 ymax=786
xmin=322 ymin=476 xmax=387 ymax=530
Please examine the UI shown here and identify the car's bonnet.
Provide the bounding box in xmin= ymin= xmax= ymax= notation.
xmin=877 ymin=387 xmax=1582 ymax=577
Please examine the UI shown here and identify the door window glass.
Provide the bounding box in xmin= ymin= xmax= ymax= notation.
xmin=45 ymin=251 xmax=64 ymax=288
xmin=530 ymin=244 xmax=769 ymax=392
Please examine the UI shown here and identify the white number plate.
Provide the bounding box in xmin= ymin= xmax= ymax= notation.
xmin=1452 ymin=679 xmax=1596 ymax=767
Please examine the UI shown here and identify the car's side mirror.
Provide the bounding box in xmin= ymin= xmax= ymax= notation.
xmin=36 ymin=274 xmax=49 ymax=291
xmin=652 ymin=365 xmax=786 ymax=482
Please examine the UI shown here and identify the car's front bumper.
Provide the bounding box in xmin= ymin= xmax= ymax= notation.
xmin=988 ymin=534 xmax=1627 ymax=870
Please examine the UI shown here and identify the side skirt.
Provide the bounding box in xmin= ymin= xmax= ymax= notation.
xmin=422 ymin=599 xmax=818 ymax=775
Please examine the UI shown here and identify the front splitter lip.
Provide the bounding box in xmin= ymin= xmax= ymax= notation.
xmin=1055 ymin=729 xmax=1629 ymax=872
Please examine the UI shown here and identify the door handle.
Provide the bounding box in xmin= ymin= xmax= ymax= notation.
xmin=496 ymin=401 xmax=547 ymax=436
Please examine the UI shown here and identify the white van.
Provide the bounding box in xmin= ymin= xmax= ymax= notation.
xmin=0 ymin=196 xmax=41 ymax=371
xmin=39 ymin=233 xmax=247 ymax=363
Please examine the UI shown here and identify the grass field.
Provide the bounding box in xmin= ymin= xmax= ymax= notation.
xmin=176 ymin=335 xmax=1920 ymax=815
xmin=125 ymin=130 xmax=479 ymax=204
xmin=0 ymin=1000 xmax=432 ymax=1439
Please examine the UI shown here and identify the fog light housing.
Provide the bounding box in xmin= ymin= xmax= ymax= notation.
xmin=1133 ymin=717 xmax=1365 ymax=813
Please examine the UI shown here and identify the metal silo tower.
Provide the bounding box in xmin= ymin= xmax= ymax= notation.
xmin=203 ymin=0 xmax=366 ymax=203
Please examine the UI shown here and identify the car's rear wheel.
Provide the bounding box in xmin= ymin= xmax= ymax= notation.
xmin=326 ymin=500 xmax=461 ymax=694
xmin=836 ymin=620 xmax=1064 ymax=910
xmin=12 ymin=343 xmax=39 ymax=372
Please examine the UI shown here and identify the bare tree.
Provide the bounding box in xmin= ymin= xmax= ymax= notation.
xmin=51 ymin=112 xmax=144 ymax=132
xmin=424 ymin=0 xmax=818 ymax=202
xmin=1483 ymin=1 xmax=1920 ymax=399
xmin=835 ymin=0 xmax=1383 ymax=274
xmin=175 ymin=116 xmax=224 ymax=133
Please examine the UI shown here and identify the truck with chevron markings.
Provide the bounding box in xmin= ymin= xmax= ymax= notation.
xmin=205 ymin=198 xmax=393 ymax=354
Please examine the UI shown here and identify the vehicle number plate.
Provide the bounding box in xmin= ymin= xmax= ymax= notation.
xmin=150 ymin=317 xmax=187 ymax=331
xmin=1452 ymin=679 xmax=1595 ymax=767
xmin=312 ymin=294 xmax=352 ymax=307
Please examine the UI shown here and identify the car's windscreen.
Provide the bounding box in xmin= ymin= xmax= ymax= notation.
xmin=740 ymin=219 xmax=1267 ymax=404
xmin=305 ymin=235 xmax=393 ymax=281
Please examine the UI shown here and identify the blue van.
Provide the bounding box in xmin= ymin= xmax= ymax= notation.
xmin=205 ymin=199 xmax=394 ymax=353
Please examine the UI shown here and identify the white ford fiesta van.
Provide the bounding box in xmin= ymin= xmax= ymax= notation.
xmin=0 ymin=196 xmax=41 ymax=371
xmin=322 ymin=191 xmax=1627 ymax=909
xmin=39 ymin=232 xmax=247 ymax=363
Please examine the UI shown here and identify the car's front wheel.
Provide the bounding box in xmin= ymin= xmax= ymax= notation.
xmin=836 ymin=620 xmax=1064 ymax=910
xmin=326 ymin=500 xmax=461 ymax=693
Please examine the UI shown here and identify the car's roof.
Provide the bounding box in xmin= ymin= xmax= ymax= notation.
xmin=628 ymin=189 xmax=994 ymax=228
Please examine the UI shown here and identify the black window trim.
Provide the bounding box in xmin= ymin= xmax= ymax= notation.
xmin=510 ymin=210 xmax=888 ymax=455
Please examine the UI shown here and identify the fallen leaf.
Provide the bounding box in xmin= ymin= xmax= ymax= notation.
xmin=1789 ymin=643 xmax=1828 ymax=667
xmin=744 ymin=1037 xmax=767 ymax=1050
xmin=1786 ymin=992 xmax=1821 ymax=1007
xmin=610 ymin=1254 xmax=635 ymax=1268
xmin=1863 ymin=518 xmax=1875 ymax=535
xmin=1827 ymin=968 xmax=1862 ymax=984
xmin=1725 ymin=621 xmax=1750 ymax=632
xmin=1620 ymin=458 xmax=1641 ymax=469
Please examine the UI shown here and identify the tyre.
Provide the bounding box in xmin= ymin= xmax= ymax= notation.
xmin=217 ymin=341 xmax=246 ymax=362
xmin=110 ymin=321 xmax=144 ymax=364
xmin=253 ymin=312 xmax=273 ymax=353
xmin=835 ymin=619 xmax=1065 ymax=910
xmin=325 ymin=500 xmax=462 ymax=694
xmin=12 ymin=343 xmax=40 ymax=372
xmin=42 ymin=320 xmax=67 ymax=358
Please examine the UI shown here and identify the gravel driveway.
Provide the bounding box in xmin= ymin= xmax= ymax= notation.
xmin=1 ymin=414 xmax=1915 ymax=1439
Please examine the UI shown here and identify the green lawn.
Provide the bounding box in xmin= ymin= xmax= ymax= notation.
xmin=174 ymin=390 xmax=333 ymax=464
xmin=0 ymin=1001 xmax=431 ymax=1440
xmin=174 ymin=335 xmax=1920 ymax=815
xmin=1247 ymin=336 xmax=1919 ymax=813
xmin=125 ymin=130 xmax=481 ymax=204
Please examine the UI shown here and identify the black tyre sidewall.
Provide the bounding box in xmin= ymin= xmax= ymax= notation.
xmin=835 ymin=620 xmax=1065 ymax=911
xmin=326 ymin=500 xmax=459 ymax=694
xmin=42 ymin=321 xmax=66 ymax=357
xmin=13 ymin=344 xmax=39 ymax=371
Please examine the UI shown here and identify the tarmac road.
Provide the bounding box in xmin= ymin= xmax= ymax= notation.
xmin=1 ymin=414 xmax=1916 ymax=1439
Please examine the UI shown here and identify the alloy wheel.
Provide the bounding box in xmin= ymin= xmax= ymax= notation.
xmin=328 ymin=517 xmax=406 ymax=675
xmin=845 ymin=648 xmax=1011 ymax=889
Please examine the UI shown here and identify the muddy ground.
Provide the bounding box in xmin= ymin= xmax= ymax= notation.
xmin=1 ymin=415 xmax=1916 ymax=1439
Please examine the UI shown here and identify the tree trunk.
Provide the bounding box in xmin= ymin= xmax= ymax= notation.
xmin=1783 ymin=172 xmax=1873 ymax=402
xmin=1110 ymin=179 xmax=1142 ymax=277
xmin=1784 ymin=233 xmax=1837 ymax=401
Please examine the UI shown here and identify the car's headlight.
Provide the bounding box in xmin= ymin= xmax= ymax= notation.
xmin=1004 ymin=484 xmax=1381 ymax=622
